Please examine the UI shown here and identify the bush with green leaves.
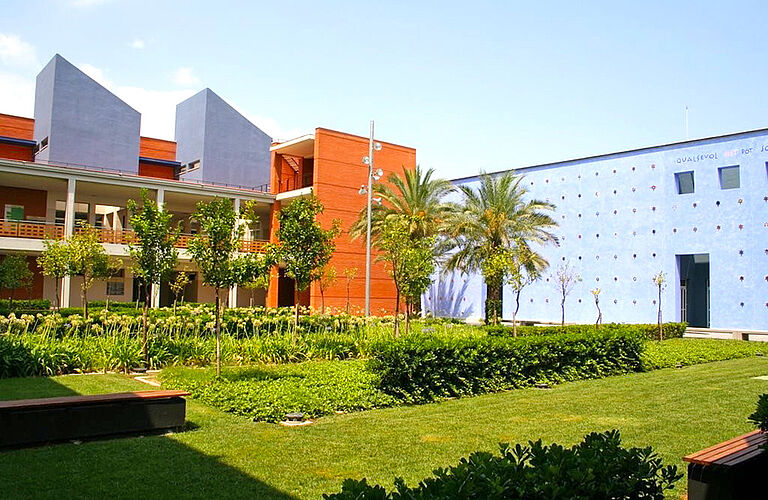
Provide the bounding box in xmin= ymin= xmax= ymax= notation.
xmin=484 ymin=322 xmax=687 ymax=340
xmin=161 ymin=360 xmax=396 ymax=422
xmin=0 ymin=299 xmax=51 ymax=315
xmin=324 ymin=430 xmax=682 ymax=499
xmin=749 ymin=394 xmax=768 ymax=432
xmin=369 ymin=330 xmax=645 ymax=403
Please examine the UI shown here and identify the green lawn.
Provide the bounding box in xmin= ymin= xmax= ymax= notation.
xmin=1 ymin=357 xmax=766 ymax=499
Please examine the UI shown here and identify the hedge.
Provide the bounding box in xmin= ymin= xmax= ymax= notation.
xmin=0 ymin=299 xmax=51 ymax=316
xmin=484 ymin=322 xmax=687 ymax=340
xmin=324 ymin=430 xmax=682 ymax=499
xmin=369 ymin=329 xmax=646 ymax=403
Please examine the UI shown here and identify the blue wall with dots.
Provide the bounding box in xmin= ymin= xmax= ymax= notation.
xmin=426 ymin=129 xmax=768 ymax=330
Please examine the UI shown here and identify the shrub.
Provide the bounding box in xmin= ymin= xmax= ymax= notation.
xmin=641 ymin=338 xmax=765 ymax=370
xmin=0 ymin=299 xmax=51 ymax=315
xmin=484 ymin=322 xmax=687 ymax=340
xmin=749 ymin=394 xmax=768 ymax=432
xmin=369 ymin=330 xmax=645 ymax=403
xmin=324 ymin=430 xmax=682 ymax=499
xmin=160 ymin=360 xmax=397 ymax=422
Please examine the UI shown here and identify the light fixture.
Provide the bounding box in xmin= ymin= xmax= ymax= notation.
xmin=362 ymin=156 xmax=371 ymax=165
xmin=374 ymin=142 xmax=382 ymax=151
xmin=358 ymin=185 xmax=367 ymax=195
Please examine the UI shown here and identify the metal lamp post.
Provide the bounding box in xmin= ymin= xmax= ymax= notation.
xmin=360 ymin=121 xmax=382 ymax=316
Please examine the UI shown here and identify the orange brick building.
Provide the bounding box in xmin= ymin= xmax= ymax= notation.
xmin=268 ymin=128 xmax=416 ymax=314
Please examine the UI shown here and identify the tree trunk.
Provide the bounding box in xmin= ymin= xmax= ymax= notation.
xmin=82 ymin=282 xmax=88 ymax=320
xmin=560 ymin=297 xmax=565 ymax=327
xmin=404 ymin=300 xmax=410 ymax=335
xmin=485 ymin=284 xmax=500 ymax=326
xmin=393 ymin=288 xmax=400 ymax=338
xmin=293 ymin=288 xmax=299 ymax=345
xmin=320 ymin=286 xmax=325 ymax=314
xmin=595 ymin=300 xmax=602 ymax=329
xmin=346 ymin=282 xmax=351 ymax=314
xmin=215 ymin=288 xmax=221 ymax=377
xmin=142 ymin=291 xmax=150 ymax=368
xmin=657 ymin=285 xmax=663 ymax=341
xmin=513 ymin=290 xmax=521 ymax=337
xmin=54 ymin=278 xmax=60 ymax=311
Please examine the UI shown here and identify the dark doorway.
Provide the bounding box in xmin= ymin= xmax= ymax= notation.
xmin=677 ymin=254 xmax=710 ymax=327
xmin=277 ymin=269 xmax=295 ymax=307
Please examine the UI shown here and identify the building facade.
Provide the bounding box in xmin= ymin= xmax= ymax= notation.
xmin=0 ymin=54 xmax=414 ymax=314
xmin=428 ymin=131 xmax=768 ymax=331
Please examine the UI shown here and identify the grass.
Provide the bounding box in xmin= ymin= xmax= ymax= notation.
xmin=160 ymin=361 xmax=397 ymax=422
xmin=641 ymin=338 xmax=766 ymax=369
xmin=0 ymin=356 xmax=766 ymax=499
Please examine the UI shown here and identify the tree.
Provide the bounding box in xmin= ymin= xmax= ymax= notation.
xmin=127 ymin=189 xmax=180 ymax=368
xmin=37 ymin=240 xmax=69 ymax=311
xmin=188 ymin=197 xmax=243 ymax=377
xmin=276 ymin=196 xmax=340 ymax=335
xmin=235 ymin=247 xmax=278 ymax=308
xmin=652 ymin=271 xmax=667 ymax=340
xmin=351 ymin=165 xmax=456 ymax=242
xmin=374 ymin=215 xmax=436 ymax=336
xmin=553 ymin=262 xmax=581 ymax=327
xmin=0 ymin=255 xmax=33 ymax=310
xmin=68 ymin=225 xmax=119 ymax=319
xmin=591 ymin=287 xmax=603 ymax=328
xmin=343 ymin=267 xmax=358 ymax=314
xmin=169 ymin=271 xmax=190 ymax=313
xmin=509 ymin=249 xmax=545 ymax=336
xmin=317 ymin=264 xmax=337 ymax=314
xmin=445 ymin=171 xmax=558 ymax=325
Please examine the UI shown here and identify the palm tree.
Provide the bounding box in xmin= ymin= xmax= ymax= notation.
xmin=351 ymin=165 xmax=456 ymax=241
xmin=444 ymin=171 xmax=558 ymax=325
xmin=351 ymin=165 xmax=455 ymax=322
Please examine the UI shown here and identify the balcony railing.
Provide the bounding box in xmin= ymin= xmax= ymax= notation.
xmin=0 ymin=220 xmax=268 ymax=253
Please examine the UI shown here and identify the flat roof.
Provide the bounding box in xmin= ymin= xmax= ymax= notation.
xmin=451 ymin=126 xmax=768 ymax=182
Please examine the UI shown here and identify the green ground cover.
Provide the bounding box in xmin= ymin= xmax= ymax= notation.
xmin=1 ymin=356 xmax=765 ymax=499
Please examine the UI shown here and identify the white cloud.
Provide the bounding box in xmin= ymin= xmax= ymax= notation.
xmin=243 ymin=112 xmax=305 ymax=143
xmin=0 ymin=71 xmax=35 ymax=117
xmin=0 ymin=33 xmax=39 ymax=69
xmin=130 ymin=38 xmax=145 ymax=50
xmin=171 ymin=67 xmax=201 ymax=87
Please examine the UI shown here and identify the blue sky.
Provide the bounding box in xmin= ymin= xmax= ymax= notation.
xmin=1 ymin=0 xmax=768 ymax=179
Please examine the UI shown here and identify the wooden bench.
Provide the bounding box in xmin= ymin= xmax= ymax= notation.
xmin=0 ymin=390 xmax=190 ymax=449
xmin=683 ymin=430 xmax=767 ymax=500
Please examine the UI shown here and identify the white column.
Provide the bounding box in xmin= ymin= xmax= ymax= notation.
xmin=60 ymin=178 xmax=76 ymax=308
xmin=150 ymin=188 xmax=165 ymax=309
xmin=228 ymin=197 xmax=242 ymax=308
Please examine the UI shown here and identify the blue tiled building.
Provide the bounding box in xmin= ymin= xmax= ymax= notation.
xmin=427 ymin=130 xmax=768 ymax=331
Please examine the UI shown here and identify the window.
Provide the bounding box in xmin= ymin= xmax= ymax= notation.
xmin=179 ymin=159 xmax=201 ymax=174
xmin=55 ymin=201 xmax=89 ymax=226
xmin=675 ymin=171 xmax=695 ymax=194
xmin=718 ymin=165 xmax=740 ymax=189
xmin=106 ymin=281 xmax=124 ymax=296
xmin=34 ymin=136 xmax=48 ymax=154
xmin=4 ymin=204 xmax=24 ymax=221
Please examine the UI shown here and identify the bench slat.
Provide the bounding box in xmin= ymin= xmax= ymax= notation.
xmin=0 ymin=390 xmax=190 ymax=411
xmin=684 ymin=430 xmax=766 ymax=466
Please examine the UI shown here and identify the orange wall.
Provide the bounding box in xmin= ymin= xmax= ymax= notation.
xmin=139 ymin=136 xmax=177 ymax=161
xmin=0 ymin=142 xmax=34 ymax=161
xmin=312 ymin=128 xmax=416 ymax=314
xmin=138 ymin=161 xmax=176 ymax=180
xmin=0 ymin=113 xmax=34 ymax=140
xmin=0 ymin=186 xmax=47 ymax=218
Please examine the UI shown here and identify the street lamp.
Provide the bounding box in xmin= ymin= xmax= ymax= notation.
xmin=359 ymin=121 xmax=382 ymax=316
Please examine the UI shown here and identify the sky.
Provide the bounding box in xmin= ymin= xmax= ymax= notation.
xmin=2 ymin=0 xmax=768 ymax=180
